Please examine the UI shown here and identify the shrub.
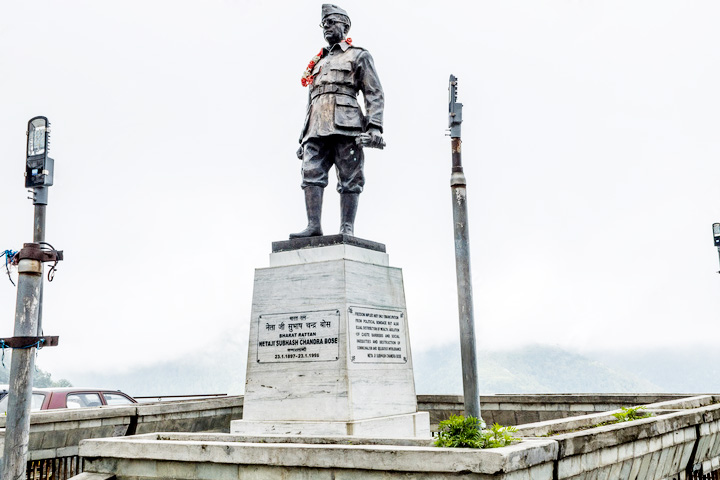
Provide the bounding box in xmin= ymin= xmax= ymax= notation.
xmin=612 ymin=406 xmax=652 ymax=423
xmin=434 ymin=415 xmax=519 ymax=449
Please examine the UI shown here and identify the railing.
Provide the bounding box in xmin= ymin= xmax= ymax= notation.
xmin=27 ymin=455 xmax=720 ymax=480
xmin=27 ymin=456 xmax=82 ymax=480
xmin=692 ymin=471 xmax=720 ymax=480
xmin=134 ymin=393 xmax=228 ymax=402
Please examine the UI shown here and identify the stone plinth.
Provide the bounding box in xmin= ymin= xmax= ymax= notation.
xmin=232 ymin=236 xmax=430 ymax=438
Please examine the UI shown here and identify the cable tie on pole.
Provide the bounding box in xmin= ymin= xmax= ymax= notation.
xmin=34 ymin=342 xmax=42 ymax=371
xmin=38 ymin=242 xmax=62 ymax=282
xmin=48 ymin=263 xmax=58 ymax=282
xmin=2 ymin=249 xmax=18 ymax=287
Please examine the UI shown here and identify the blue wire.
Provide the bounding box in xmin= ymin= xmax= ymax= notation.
xmin=2 ymin=250 xmax=18 ymax=286
xmin=0 ymin=339 xmax=46 ymax=369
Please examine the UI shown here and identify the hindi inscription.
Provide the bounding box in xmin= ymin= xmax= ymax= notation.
xmin=348 ymin=306 xmax=407 ymax=364
xmin=257 ymin=309 xmax=340 ymax=363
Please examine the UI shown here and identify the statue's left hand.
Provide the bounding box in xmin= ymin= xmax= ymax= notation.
xmin=356 ymin=128 xmax=386 ymax=149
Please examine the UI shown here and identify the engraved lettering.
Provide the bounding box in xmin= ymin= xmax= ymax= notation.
xmin=257 ymin=310 xmax=340 ymax=363
xmin=348 ymin=307 xmax=407 ymax=364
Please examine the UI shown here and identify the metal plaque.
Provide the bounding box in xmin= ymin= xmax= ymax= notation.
xmin=348 ymin=306 xmax=407 ymax=364
xmin=257 ymin=309 xmax=340 ymax=363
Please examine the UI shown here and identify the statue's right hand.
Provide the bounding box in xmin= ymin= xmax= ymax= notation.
xmin=356 ymin=130 xmax=386 ymax=149
xmin=296 ymin=146 xmax=304 ymax=160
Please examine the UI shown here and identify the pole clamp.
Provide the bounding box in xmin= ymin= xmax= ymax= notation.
xmin=0 ymin=336 xmax=59 ymax=349
xmin=18 ymin=242 xmax=63 ymax=281
xmin=451 ymin=171 xmax=467 ymax=187
xmin=18 ymin=243 xmax=63 ymax=263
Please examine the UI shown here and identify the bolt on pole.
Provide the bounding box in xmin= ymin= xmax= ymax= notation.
xmin=448 ymin=75 xmax=482 ymax=422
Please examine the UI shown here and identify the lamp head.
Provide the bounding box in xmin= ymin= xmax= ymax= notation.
xmin=25 ymin=116 xmax=53 ymax=188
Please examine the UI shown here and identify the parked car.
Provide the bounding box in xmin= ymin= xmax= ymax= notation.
xmin=0 ymin=386 xmax=136 ymax=413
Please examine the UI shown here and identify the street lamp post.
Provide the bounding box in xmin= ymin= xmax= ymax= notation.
xmin=1 ymin=117 xmax=61 ymax=480
xmin=448 ymin=75 xmax=482 ymax=422
xmin=26 ymin=117 xmax=53 ymax=336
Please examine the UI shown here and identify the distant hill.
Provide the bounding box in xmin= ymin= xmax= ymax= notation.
xmin=413 ymin=343 xmax=661 ymax=394
xmin=56 ymin=340 xmax=695 ymax=398
xmin=583 ymin=347 xmax=720 ymax=394
xmin=61 ymin=337 xmax=248 ymax=397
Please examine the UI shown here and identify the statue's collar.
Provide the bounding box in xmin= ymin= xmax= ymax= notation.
xmin=324 ymin=40 xmax=351 ymax=55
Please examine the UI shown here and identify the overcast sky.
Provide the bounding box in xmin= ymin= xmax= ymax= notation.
xmin=1 ymin=1 xmax=719 ymax=384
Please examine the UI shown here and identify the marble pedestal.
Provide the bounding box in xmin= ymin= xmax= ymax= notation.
xmin=232 ymin=235 xmax=430 ymax=438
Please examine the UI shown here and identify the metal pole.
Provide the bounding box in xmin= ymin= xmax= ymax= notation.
xmin=2 ymin=258 xmax=43 ymax=480
xmin=450 ymin=138 xmax=482 ymax=421
xmin=33 ymin=187 xmax=47 ymax=335
xmin=448 ymin=75 xmax=481 ymax=421
xmin=33 ymin=204 xmax=46 ymax=243
xmin=3 ymin=117 xmax=54 ymax=478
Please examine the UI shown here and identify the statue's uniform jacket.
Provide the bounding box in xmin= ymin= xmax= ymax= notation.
xmin=301 ymin=41 xmax=384 ymax=143
xmin=299 ymin=41 xmax=384 ymax=193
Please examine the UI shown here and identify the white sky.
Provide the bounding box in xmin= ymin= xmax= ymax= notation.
xmin=1 ymin=1 xmax=719 ymax=381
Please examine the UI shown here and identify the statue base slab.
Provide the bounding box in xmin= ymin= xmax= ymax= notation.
xmin=231 ymin=412 xmax=430 ymax=437
xmin=236 ymin=235 xmax=430 ymax=438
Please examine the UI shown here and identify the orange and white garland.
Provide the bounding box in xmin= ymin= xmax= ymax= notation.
xmin=301 ymin=38 xmax=352 ymax=87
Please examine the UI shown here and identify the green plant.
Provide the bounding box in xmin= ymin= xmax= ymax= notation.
xmin=434 ymin=415 xmax=519 ymax=449
xmin=611 ymin=406 xmax=652 ymax=423
xmin=435 ymin=415 xmax=483 ymax=448
xmin=482 ymin=422 xmax=520 ymax=448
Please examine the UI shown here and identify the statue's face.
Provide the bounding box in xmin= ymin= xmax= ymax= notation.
xmin=322 ymin=17 xmax=346 ymax=45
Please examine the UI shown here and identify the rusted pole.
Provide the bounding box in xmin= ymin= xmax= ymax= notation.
xmin=448 ymin=75 xmax=482 ymax=421
xmin=2 ymin=257 xmax=43 ymax=480
xmin=34 ymin=188 xmax=47 ymax=335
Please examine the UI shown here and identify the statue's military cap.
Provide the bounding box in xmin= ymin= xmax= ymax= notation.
xmin=322 ymin=4 xmax=350 ymax=25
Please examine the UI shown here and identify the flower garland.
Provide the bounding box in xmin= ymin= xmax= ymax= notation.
xmin=301 ymin=49 xmax=323 ymax=87
xmin=301 ymin=38 xmax=352 ymax=87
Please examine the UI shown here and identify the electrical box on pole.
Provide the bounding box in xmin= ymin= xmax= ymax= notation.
xmin=448 ymin=74 xmax=463 ymax=139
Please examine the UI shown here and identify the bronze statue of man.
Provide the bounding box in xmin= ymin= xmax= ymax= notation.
xmin=290 ymin=4 xmax=385 ymax=239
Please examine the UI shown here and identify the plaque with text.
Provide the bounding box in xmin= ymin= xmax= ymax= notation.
xmin=348 ymin=306 xmax=407 ymax=364
xmin=257 ymin=310 xmax=340 ymax=363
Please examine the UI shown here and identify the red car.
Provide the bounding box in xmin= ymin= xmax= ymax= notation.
xmin=0 ymin=386 xmax=136 ymax=412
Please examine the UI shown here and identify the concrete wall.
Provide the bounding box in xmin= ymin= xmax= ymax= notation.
xmin=0 ymin=396 xmax=244 ymax=463
xmin=2 ymin=392 xmax=683 ymax=463
xmin=71 ymin=395 xmax=720 ymax=480
xmin=0 ymin=393 xmax=705 ymax=478
xmin=514 ymin=395 xmax=720 ymax=479
xmin=78 ymin=433 xmax=558 ymax=480
xmin=419 ymin=393 xmax=688 ymax=430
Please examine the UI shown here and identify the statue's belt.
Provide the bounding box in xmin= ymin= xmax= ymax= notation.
xmin=310 ymin=84 xmax=357 ymax=101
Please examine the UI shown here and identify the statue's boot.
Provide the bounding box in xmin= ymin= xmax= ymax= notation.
xmin=289 ymin=186 xmax=324 ymax=238
xmin=339 ymin=193 xmax=359 ymax=236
